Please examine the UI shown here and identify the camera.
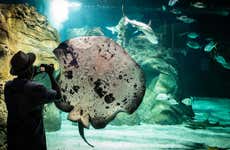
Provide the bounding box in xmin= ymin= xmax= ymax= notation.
xmin=39 ymin=64 xmax=54 ymax=74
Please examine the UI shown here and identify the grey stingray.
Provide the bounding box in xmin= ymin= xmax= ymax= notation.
xmin=53 ymin=36 xmax=145 ymax=147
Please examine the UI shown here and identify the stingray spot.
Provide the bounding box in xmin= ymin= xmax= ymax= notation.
xmin=61 ymin=88 xmax=66 ymax=92
xmin=63 ymin=59 xmax=67 ymax=64
xmin=69 ymin=89 xmax=74 ymax=95
xmin=94 ymin=79 xmax=107 ymax=98
xmin=64 ymin=70 xmax=73 ymax=79
xmin=105 ymin=106 xmax=109 ymax=109
xmin=118 ymin=75 xmax=122 ymax=79
xmin=134 ymin=93 xmax=138 ymax=98
xmin=122 ymin=98 xmax=127 ymax=102
xmin=116 ymin=103 xmax=120 ymax=106
xmin=80 ymin=109 xmax=83 ymax=115
xmin=72 ymin=85 xmax=80 ymax=93
xmin=104 ymin=93 xmax=115 ymax=104
xmin=134 ymin=84 xmax=137 ymax=88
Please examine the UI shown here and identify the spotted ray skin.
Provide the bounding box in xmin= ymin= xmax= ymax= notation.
xmin=53 ymin=36 xmax=145 ymax=129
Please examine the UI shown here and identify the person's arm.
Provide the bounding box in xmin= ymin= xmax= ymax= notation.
xmin=40 ymin=64 xmax=61 ymax=100
xmin=47 ymin=71 xmax=62 ymax=100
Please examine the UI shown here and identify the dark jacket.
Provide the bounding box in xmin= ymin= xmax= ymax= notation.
xmin=4 ymin=78 xmax=58 ymax=150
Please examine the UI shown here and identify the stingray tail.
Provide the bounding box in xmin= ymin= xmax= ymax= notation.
xmin=78 ymin=122 xmax=94 ymax=148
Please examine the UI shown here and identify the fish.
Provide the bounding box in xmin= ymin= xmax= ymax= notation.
xmin=182 ymin=98 xmax=192 ymax=106
xmin=168 ymin=0 xmax=179 ymax=7
xmin=186 ymin=41 xmax=201 ymax=49
xmin=191 ymin=2 xmax=206 ymax=9
xmin=107 ymin=0 xmax=158 ymax=45
xmin=53 ymin=36 xmax=146 ymax=147
xmin=187 ymin=32 xmax=199 ymax=39
xmin=107 ymin=16 xmax=158 ymax=45
xmin=106 ymin=26 xmax=117 ymax=34
xmin=106 ymin=17 xmax=128 ymax=35
xmin=176 ymin=15 xmax=196 ymax=23
xmin=205 ymin=37 xmax=213 ymax=41
xmin=106 ymin=16 xmax=128 ymax=46
xmin=214 ymin=55 xmax=230 ymax=69
xmin=215 ymin=10 xmax=229 ymax=16
xmin=124 ymin=17 xmax=158 ymax=44
xmin=162 ymin=5 xmax=167 ymax=11
xmin=170 ymin=9 xmax=182 ymax=15
xmin=204 ymin=41 xmax=217 ymax=52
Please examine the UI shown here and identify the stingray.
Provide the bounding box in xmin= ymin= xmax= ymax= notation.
xmin=53 ymin=36 xmax=145 ymax=147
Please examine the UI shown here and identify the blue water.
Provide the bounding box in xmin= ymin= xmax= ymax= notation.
xmin=46 ymin=98 xmax=230 ymax=150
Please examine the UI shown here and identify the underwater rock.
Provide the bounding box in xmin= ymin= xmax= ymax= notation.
xmin=0 ymin=96 xmax=7 ymax=128
xmin=0 ymin=4 xmax=60 ymax=78
xmin=125 ymin=35 xmax=193 ymax=125
xmin=0 ymin=82 xmax=7 ymax=150
xmin=0 ymin=82 xmax=7 ymax=127
xmin=67 ymin=27 xmax=104 ymax=39
xmin=0 ymin=4 xmax=62 ymax=148
xmin=0 ymin=126 xmax=7 ymax=150
xmin=128 ymin=35 xmax=155 ymax=52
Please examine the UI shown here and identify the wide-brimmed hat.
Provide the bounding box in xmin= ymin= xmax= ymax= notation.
xmin=10 ymin=51 xmax=36 ymax=75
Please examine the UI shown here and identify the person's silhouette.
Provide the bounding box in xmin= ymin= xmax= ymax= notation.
xmin=4 ymin=51 xmax=62 ymax=150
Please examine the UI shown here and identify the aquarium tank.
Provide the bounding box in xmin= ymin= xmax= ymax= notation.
xmin=0 ymin=0 xmax=230 ymax=149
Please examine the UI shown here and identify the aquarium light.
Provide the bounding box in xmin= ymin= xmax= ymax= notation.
xmin=49 ymin=0 xmax=82 ymax=29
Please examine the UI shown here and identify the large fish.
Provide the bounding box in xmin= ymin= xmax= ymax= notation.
xmin=124 ymin=17 xmax=158 ymax=44
xmin=53 ymin=36 xmax=146 ymax=147
xmin=106 ymin=16 xmax=158 ymax=45
xmin=106 ymin=16 xmax=128 ymax=46
xmin=106 ymin=0 xmax=158 ymax=45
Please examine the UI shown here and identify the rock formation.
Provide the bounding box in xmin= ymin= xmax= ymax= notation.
xmin=111 ymin=35 xmax=194 ymax=125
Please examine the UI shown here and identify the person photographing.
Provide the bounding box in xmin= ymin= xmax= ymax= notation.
xmin=4 ymin=51 xmax=68 ymax=150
